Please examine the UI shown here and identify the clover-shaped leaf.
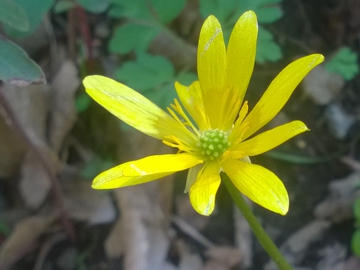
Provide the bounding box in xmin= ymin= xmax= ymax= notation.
xmin=4 ymin=0 xmax=54 ymax=38
xmin=0 ymin=35 xmax=45 ymax=86
xmin=256 ymin=27 xmax=282 ymax=64
xmin=115 ymin=53 xmax=196 ymax=110
xmin=0 ymin=0 xmax=29 ymax=31
xmin=325 ymin=47 xmax=359 ymax=81
xmin=108 ymin=0 xmax=186 ymax=54
xmin=115 ymin=53 xmax=196 ymax=131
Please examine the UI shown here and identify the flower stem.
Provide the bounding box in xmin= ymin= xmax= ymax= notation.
xmin=223 ymin=175 xmax=292 ymax=270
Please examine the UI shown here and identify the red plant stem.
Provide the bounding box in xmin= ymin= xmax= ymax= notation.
xmin=0 ymin=83 xmax=76 ymax=242
xmin=76 ymin=5 xmax=93 ymax=61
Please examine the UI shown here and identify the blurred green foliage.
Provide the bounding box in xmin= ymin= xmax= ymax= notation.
xmin=0 ymin=36 xmax=45 ymax=85
xmin=116 ymin=53 xmax=197 ymax=110
xmin=108 ymin=0 xmax=186 ymax=54
xmin=3 ymin=0 xmax=54 ymax=38
xmin=0 ymin=0 xmax=48 ymax=86
xmin=325 ymin=47 xmax=359 ymax=81
xmin=0 ymin=0 xmax=29 ymax=31
xmin=54 ymin=0 xmax=110 ymax=13
xmin=80 ymin=156 xmax=116 ymax=180
xmin=352 ymin=197 xmax=360 ymax=257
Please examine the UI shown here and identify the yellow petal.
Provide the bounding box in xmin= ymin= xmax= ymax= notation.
xmin=184 ymin=164 xmax=202 ymax=193
xmin=227 ymin=11 xmax=258 ymax=105
xmin=232 ymin=120 xmax=309 ymax=158
xmin=122 ymin=153 xmax=202 ymax=176
xmin=84 ymin=75 xmax=191 ymax=142
xmin=92 ymin=153 xmax=202 ymax=189
xmin=197 ymin=15 xmax=226 ymax=128
xmin=222 ymin=159 xmax=289 ymax=215
xmin=174 ymin=81 xmax=209 ymax=131
xmin=189 ymin=162 xmax=221 ymax=216
xmin=241 ymin=54 xmax=324 ymax=140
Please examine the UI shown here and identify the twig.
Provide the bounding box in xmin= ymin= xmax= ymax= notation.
xmin=171 ymin=215 xmax=215 ymax=248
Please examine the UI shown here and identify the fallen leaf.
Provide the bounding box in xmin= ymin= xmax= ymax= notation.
xmin=48 ymin=60 xmax=79 ymax=152
xmin=303 ymin=65 xmax=344 ymax=105
xmin=204 ymin=246 xmax=242 ymax=270
xmin=314 ymin=172 xmax=360 ymax=222
xmin=0 ymin=213 xmax=57 ymax=267
xmin=265 ymin=220 xmax=331 ymax=270
xmin=19 ymin=148 xmax=53 ymax=209
xmin=64 ymin=181 xmax=116 ymax=225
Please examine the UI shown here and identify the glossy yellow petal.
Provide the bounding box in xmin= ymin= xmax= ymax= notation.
xmin=232 ymin=120 xmax=309 ymax=158
xmin=184 ymin=164 xmax=202 ymax=193
xmin=240 ymin=54 xmax=324 ymax=140
xmin=227 ymin=11 xmax=258 ymax=105
xmin=222 ymin=159 xmax=289 ymax=215
xmin=122 ymin=153 xmax=202 ymax=176
xmin=92 ymin=153 xmax=202 ymax=189
xmin=189 ymin=162 xmax=221 ymax=216
xmin=92 ymin=166 xmax=171 ymax=189
xmin=84 ymin=75 xmax=191 ymax=142
xmin=174 ymin=81 xmax=209 ymax=131
xmin=197 ymin=15 xmax=226 ymax=128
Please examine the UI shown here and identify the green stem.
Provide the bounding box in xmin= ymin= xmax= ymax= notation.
xmin=223 ymin=176 xmax=292 ymax=270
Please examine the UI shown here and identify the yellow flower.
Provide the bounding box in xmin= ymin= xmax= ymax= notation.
xmin=83 ymin=11 xmax=324 ymax=216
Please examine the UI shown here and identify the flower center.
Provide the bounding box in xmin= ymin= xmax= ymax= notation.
xmin=197 ymin=129 xmax=231 ymax=161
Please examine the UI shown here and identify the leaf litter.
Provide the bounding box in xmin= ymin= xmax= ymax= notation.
xmin=1 ymin=0 xmax=360 ymax=269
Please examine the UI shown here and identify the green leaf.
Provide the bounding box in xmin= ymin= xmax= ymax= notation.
xmin=53 ymin=0 xmax=74 ymax=13
xmin=0 ymin=0 xmax=29 ymax=31
xmin=0 ymin=35 xmax=45 ymax=86
xmin=324 ymin=47 xmax=359 ymax=81
xmin=108 ymin=0 xmax=153 ymax=20
xmin=354 ymin=198 xmax=360 ymax=221
xmin=352 ymin=229 xmax=360 ymax=257
xmin=256 ymin=27 xmax=282 ymax=63
xmin=4 ymin=0 xmax=54 ymax=38
xmin=115 ymin=53 xmax=196 ymax=131
xmin=115 ymin=53 xmax=174 ymax=93
xmin=0 ymin=220 xmax=11 ymax=236
xmin=76 ymin=0 xmax=110 ymax=13
xmin=81 ymin=157 xmax=116 ymax=180
xmin=108 ymin=0 xmax=185 ymax=54
xmin=150 ymin=0 xmax=186 ymax=24
xmin=75 ymin=91 xmax=92 ymax=113
xmin=109 ymin=23 xmax=161 ymax=54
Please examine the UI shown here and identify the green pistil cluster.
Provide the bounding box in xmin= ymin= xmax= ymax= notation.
xmin=198 ymin=129 xmax=231 ymax=161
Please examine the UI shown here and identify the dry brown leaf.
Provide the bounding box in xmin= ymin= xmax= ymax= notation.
xmin=179 ymin=253 xmax=202 ymax=270
xmin=0 ymin=83 xmax=48 ymax=178
xmin=104 ymin=218 xmax=125 ymax=258
xmin=176 ymin=194 xmax=209 ymax=231
xmin=233 ymin=206 xmax=252 ymax=268
xmin=48 ymin=60 xmax=79 ymax=152
xmin=344 ymin=256 xmax=360 ymax=270
xmin=64 ymin=181 xmax=116 ymax=225
xmin=0 ymin=214 xmax=57 ymax=267
xmin=204 ymin=246 xmax=242 ymax=269
xmin=105 ymin=132 xmax=174 ymax=270
xmin=0 ymin=115 xmax=27 ymax=178
xmin=303 ymin=65 xmax=344 ymax=105
xmin=316 ymin=242 xmax=347 ymax=270
xmin=19 ymin=149 xmax=52 ymax=209
xmin=265 ymin=220 xmax=331 ymax=270
xmin=314 ymin=172 xmax=360 ymax=222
